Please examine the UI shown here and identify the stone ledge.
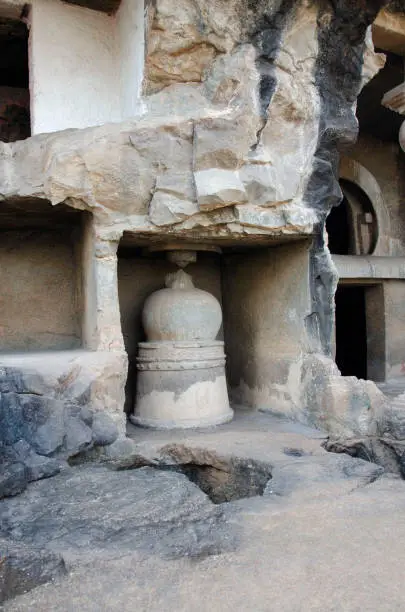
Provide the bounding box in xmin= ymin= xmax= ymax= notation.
xmin=333 ymin=255 xmax=405 ymax=280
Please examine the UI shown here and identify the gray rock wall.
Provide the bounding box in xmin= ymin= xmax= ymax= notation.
xmin=0 ymin=352 xmax=127 ymax=499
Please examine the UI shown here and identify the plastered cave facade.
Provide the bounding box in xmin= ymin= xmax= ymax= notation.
xmin=2 ymin=0 xmax=405 ymax=474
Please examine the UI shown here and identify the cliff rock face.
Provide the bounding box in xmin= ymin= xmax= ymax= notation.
xmin=0 ymin=1 xmax=385 ymax=241
xmin=0 ymin=0 xmax=390 ymax=453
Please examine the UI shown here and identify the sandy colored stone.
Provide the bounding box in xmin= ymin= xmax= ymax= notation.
xmin=195 ymin=168 xmax=247 ymax=210
xmin=149 ymin=192 xmax=199 ymax=226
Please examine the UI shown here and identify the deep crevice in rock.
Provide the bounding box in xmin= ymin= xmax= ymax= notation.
xmin=152 ymin=446 xmax=273 ymax=504
xmin=68 ymin=443 xmax=273 ymax=504
xmin=169 ymin=460 xmax=272 ymax=504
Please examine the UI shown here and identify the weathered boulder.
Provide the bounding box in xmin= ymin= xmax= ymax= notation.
xmin=0 ymin=461 xmax=28 ymax=499
xmin=301 ymin=354 xmax=388 ymax=437
xmin=4 ymin=440 xmax=61 ymax=483
xmin=0 ymin=353 xmax=127 ymax=495
xmin=91 ymin=412 xmax=119 ymax=447
xmin=0 ymin=466 xmax=235 ymax=561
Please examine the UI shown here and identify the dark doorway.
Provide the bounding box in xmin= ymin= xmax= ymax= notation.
xmin=0 ymin=16 xmax=30 ymax=142
xmin=326 ymin=195 xmax=350 ymax=255
xmin=335 ymin=285 xmax=367 ymax=379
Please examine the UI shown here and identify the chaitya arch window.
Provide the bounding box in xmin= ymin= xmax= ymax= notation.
xmin=326 ymin=178 xmax=378 ymax=256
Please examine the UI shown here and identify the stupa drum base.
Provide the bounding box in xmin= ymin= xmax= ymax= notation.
xmin=131 ymin=340 xmax=232 ymax=429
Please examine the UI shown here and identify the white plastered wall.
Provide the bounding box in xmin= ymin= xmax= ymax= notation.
xmin=11 ymin=0 xmax=145 ymax=135
xmin=29 ymin=0 xmax=121 ymax=134
xmin=115 ymin=0 xmax=145 ymax=119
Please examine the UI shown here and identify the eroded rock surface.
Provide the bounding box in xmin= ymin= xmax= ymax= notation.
xmin=0 ymin=412 xmax=396 ymax=609
xmin=0 ymin=540 xmax=66 ymax=605
xmin=0 ymin=0 xmax=385 ymax=245
xmin=0 ymin=353 xmax=127 ymax=499
xmin=0 ymin=466 xmax=236 ymax=563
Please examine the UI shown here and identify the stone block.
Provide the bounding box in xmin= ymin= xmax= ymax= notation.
xmin=20 ymin=395 xmax=65 ymax=456
xmin=149 ymin=191 xmax=199 ymax=226
xmin=240 ymin=163 xmax=301 ymax=206
xmin=80 ymin=406 xmax=94 ymax=426
xmin=10 ymin=440 xmax=61 ymax=482
xmin=154 ymin=171 xmax=195 ymax=201
xmin=283 ymin=205 xmax=318 ymax=230
xmin=65 ymin=417 xmax=93 ymax=453
xmin=195 ymin=169 xmax=247 ymax=210
xmin=0 ymin=462 xmax=28 ymax=499
xmin=193 ymin=117 xmax=253 ymax=172
xmin=104 ymin=436 xmax=138 ymax=461
xmin=234 ymin=204 xmax=285 ymax=229
xmin=0 ymin=392 xmax=23 ymax=445
xmin=301 ymin=354 xmax=387 ymax=437
xmin=0 ymin=367 xmax=49 ymax=395
xmin=91 ymin=412 xmax=119 ymax=446
xmin=383 ymin=393 xmax=405 ymax=440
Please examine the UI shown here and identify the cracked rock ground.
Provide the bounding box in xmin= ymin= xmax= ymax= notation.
xmin=1 ymin=412 xmax=405 ymax=610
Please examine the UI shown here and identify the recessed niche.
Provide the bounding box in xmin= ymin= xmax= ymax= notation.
xmin=0 ymin=199 xmax=87 ymax=352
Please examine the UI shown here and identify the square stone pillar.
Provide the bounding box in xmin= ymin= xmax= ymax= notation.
xmin=81 ymin=220 xmax=125 ymax=352
xmin=79 ymin=219 xmax=127 ymax=433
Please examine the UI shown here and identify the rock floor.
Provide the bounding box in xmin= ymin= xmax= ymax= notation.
xmin=2 ymin=410 xmax=405 ymax=611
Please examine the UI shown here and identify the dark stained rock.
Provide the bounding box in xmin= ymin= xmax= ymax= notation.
xmin=0 ymin=364 xmax=121 ymax=491
xmin=0 ymin=538 xmax=66 ymax=603
xmin=323 ymin=436 xmax=405 ymax=477
xmin=0 ymin=466 xmax=237 ymax=561
xmin=6 ymin=440 xmax=61 ymax=483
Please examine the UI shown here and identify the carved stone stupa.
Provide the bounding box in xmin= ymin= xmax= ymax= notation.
xmin=131 ymin=250 xmax=233 ymax=429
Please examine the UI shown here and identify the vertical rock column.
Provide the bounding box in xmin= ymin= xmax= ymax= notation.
xmin=131 ymin=251 xmax=233 ymax=429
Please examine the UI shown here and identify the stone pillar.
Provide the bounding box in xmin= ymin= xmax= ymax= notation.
xmin=82 ymin=221 xmax=125 ymax=352
xmin=80 ymin=221 xmax=127 ymax=434
xmin=132 ymin=252 xmax=233 ymax=429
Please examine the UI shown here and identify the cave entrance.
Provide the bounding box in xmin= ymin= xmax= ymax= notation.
xmin=335 ymin=283 xmax=385 ymax=382
xmin=0 ymin=15 xmax=30 ymax=142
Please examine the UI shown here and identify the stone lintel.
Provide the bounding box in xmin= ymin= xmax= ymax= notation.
xmin=333 ymin=255 xmax=405 ymax=280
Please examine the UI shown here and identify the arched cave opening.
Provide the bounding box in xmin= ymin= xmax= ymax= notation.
xmin=326 ymin=179 xmax=378 ymax=256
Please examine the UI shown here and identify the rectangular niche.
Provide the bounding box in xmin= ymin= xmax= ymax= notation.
xmin=0 ymin=199 xmax=87 ymax=352
xmin=222 ymin=241 xmax=312 ymax=410
xmin=118 ymin=238 xmax=312 ymax=416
